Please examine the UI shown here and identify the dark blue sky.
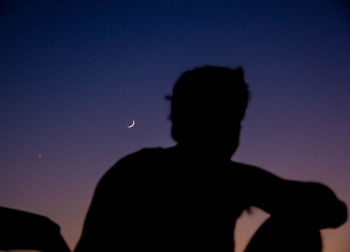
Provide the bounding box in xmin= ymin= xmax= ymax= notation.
xmin=1 ymin=1 xmax=349 ymax=251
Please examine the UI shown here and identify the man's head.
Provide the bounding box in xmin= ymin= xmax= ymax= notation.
xmin=167 ymin=66 xmax=250 ymax=159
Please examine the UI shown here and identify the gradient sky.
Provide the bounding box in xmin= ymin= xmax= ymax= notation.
xmin=1 ymin=1 xmax=350 ymax=251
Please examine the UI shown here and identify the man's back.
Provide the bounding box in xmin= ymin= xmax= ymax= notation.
xmin=75 ymin=146 xmax=260 ymax=251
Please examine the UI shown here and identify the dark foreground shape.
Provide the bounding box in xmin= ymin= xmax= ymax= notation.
xmin=245 ymin=217 xmax=322 ymax=252
xmin=0 ymin=206 xmax=70 ymax=252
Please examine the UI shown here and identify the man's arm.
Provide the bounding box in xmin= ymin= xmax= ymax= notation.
xmin=74 ymin=151 xmax=144 ymax=252
xmin=236 ymin=162 xmax=347 ymax=229
xmin=74 ymin=170 xmax=117 ymax=252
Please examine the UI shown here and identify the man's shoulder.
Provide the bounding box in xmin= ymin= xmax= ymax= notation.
xmin=229 ymin=160 xmax=261 ymax=171
xmin=229 ymin=160 xmax=277 ymax=178
xmin=103 ymin=147 xmax=167 ymax=177
xmin=95 ymin=147 xmax=168 ymax=189
xmin=116 ymin=147 xmax=166 ymax=165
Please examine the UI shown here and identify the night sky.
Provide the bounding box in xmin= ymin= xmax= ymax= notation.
xmin=1 ymin=1 xmax=349 ymax=251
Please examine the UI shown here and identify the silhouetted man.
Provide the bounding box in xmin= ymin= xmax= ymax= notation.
xmin=75 ymin=66 xmax=347 ymax=252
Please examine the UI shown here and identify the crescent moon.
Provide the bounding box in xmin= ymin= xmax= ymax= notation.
xmin=127 ymin=120 xmax=135 ymax=128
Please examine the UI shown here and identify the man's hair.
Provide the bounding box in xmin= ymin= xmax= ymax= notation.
xmin=167 ymin=65 xmax=250 ymax=143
